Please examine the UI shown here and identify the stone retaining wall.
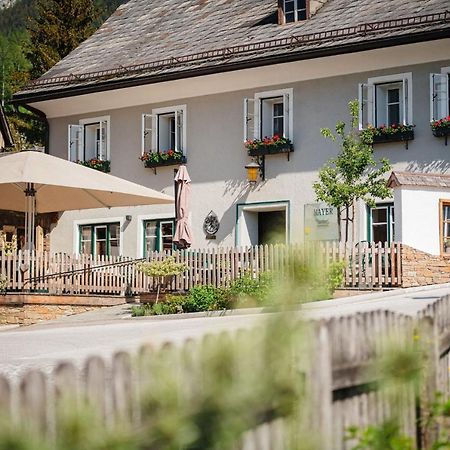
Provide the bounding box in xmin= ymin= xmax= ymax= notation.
xmin=0 ymin=304 xmax=100 ymax=326
xmin=0 ymin=294 xmax=127 ymax=326
xmin=401 ymin=245 xmax=450 ymax=287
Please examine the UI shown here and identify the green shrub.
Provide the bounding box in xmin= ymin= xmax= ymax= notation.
xmin=152 ymin=295 xmax=186 ymax=315
xmin=131 ymin=295 xmax=186 ymax=316
xmin=182 ymin=285 xmax=230 ymax=312
xmin=228 ymin=272 xmax=273 ymax=307
xmin=130 ymin=304 xmax=153 ymax=317
xmin=299 ymin=261 xmax=346 ymax=302
xmin=326 ymin=260 xmax=346 ymax=294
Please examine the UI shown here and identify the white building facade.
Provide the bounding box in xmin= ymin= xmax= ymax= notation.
xmin=12 ymin=0 xmax=450 ymax=257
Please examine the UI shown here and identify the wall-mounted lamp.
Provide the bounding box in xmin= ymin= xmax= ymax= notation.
xmin=245 ymin=157 xmax=265 ymax=183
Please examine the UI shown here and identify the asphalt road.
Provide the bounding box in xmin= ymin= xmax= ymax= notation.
xmin=1 ymin=283 xmax=450 ymax=380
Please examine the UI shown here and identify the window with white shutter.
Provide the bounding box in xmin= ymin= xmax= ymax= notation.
xmin=142 ymin=113 xmax=156 ymax=155
xmin=67 ymin=116 xmax=110 ymax=162
xmin=142 ymin=105 xmax=187 ymax=156
xmin=244 ymin=88 xmax=293 ymax=141
xmin=68 ymin=124 xmax=83 ymax=162
xmin=358 ymin=73 xmax=412 ymax=129
xmin=430 ymin=72 xmax=449 ymax=121
xmin=244 ymin=98 xmax=256 ymax=142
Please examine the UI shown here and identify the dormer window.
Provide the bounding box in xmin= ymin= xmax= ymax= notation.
xmin=280 ymin=0 xmax=308 ymax=23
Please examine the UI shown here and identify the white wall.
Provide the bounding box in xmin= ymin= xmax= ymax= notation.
xmin=394 ymin=186 xmax=450 ymax=255
xmin=45 ymin=50 xmax=450 ymax=257
xmin=241 ymin=211 xmax=259 ymax=247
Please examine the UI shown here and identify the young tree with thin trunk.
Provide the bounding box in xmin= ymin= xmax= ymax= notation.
xmin=313 ymin=100 xmax=392 ymax=243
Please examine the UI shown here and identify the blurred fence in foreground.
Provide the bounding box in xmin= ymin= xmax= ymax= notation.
xmin=1 ymin=292 xmax=449 ymax=449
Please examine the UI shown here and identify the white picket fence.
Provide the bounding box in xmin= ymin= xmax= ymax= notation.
xmin=0 ymin=242 xmax=402 ymax=295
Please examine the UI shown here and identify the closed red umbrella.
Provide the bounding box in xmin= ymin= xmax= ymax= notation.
xmin=173 ymin=165 xmax=193 ymax=249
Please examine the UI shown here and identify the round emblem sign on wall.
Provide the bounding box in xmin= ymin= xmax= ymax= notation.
xmin=203 ymin=211 xmax=220 ymax=237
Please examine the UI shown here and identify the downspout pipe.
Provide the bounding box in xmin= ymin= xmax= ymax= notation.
xmin=24 ymin=104 xmax=49 ymax=154
xmin=12 ymin=103 xmax=50 ymax=154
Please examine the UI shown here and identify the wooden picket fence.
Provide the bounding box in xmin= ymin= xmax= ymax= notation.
xmin=0 ymin=294 xmax=449 ymax=448
xmin=0 ymin=242 xmax=402 ymax=296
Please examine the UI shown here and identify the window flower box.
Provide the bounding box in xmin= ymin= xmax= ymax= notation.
xmin=140 ymin=150 xmax=186 ymax=168
xmin=245 ymin=135 xmax=294 ymax=157
xmin=78 ymin=159 xmax=111 ymax=173
xmin=431 ymin=117 xmax=450 ymax=144
xmin=360 ymin=124 xmax=415 ymax=147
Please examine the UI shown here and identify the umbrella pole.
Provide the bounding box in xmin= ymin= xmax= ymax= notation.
xmin=24 ymin=183 xmax=36 ymax=251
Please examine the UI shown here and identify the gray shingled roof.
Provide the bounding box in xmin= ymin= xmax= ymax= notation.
xmin=388 ymin=172 xmax=450 ymax=189
xmin=14 ymin=0 xmax=450 ymax=99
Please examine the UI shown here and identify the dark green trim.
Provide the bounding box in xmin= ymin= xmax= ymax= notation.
xmin=235 ymin=200 xmax=291 ymax=246
xmin=367 ymin=203 xmax=394 ymax=243
xmin=79 ymin=222 xmax=120 ymax=256
xmin=143 ymin=219 xmax=175 ymax=256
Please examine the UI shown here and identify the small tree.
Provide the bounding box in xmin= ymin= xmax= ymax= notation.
xmin=313 ymin=100 xmax=392 ymax=242
xmin=137 ymin=257 xmax=187 ymax=303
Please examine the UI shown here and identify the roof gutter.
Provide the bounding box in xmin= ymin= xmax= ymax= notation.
xmin=12 ymin=29 xmax=450 ymax=105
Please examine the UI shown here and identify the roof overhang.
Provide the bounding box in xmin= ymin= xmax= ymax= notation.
xmin=12 ymin=27 xmax=450 ymax=105
xmin=388 ymin=171 xmax=450 ymax=189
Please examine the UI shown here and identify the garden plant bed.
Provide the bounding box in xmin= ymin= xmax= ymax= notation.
xmin=131 ymin=261 xmax=344 ymax=317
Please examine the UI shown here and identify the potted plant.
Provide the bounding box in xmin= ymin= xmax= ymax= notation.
xmin=244 ymin=135 xmax=293 ymax=156
xmin=136 ymin=256 xmax=187 ymax=304
xmin=431 ymin=116 xmax=450 ymax=140
xmin=78 ymin=159 xmax=111 ymax=173
xmin=360 ymin=124 xmax=415 ymax=145
xmin=140 ymin=149 xmax=187 ymax=168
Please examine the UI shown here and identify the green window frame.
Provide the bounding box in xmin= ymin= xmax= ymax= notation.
xmin=367 ymin=203 xmax=395 ymax=244
xmin=79 ymin=222 xmax=120 ymax=256
xmin=143 ymin=219 xmax=175 ymax=256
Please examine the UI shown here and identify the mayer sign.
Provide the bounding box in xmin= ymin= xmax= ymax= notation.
xmin=304 ymin=203 xmax=339 ymax=241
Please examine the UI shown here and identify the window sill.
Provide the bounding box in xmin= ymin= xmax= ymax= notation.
xmin=247 ymin=143 xmax=294 ymax=157
xmin=78 ymin=159 xmax=111 ymax=173
xmin=143 ymin=155 xmax=187 ymax=168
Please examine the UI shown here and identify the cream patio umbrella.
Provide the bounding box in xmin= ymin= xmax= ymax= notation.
xmin=0 ymin=151 xmax=174 ymax=250
xmin=173 ymin=165 xmax=193 ymax=249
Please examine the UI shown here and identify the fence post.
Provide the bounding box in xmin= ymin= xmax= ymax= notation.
xmin=309 ymin=323 xmax=333 ymax=449
xmin=19 ymin=370 xmax=48 ymax=435
xmin=417 ymin=315 xmax=440 ymax=449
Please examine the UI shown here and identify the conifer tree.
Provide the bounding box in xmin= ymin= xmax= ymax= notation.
xmin=27 ymin=0 xmax=98 ymax=79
